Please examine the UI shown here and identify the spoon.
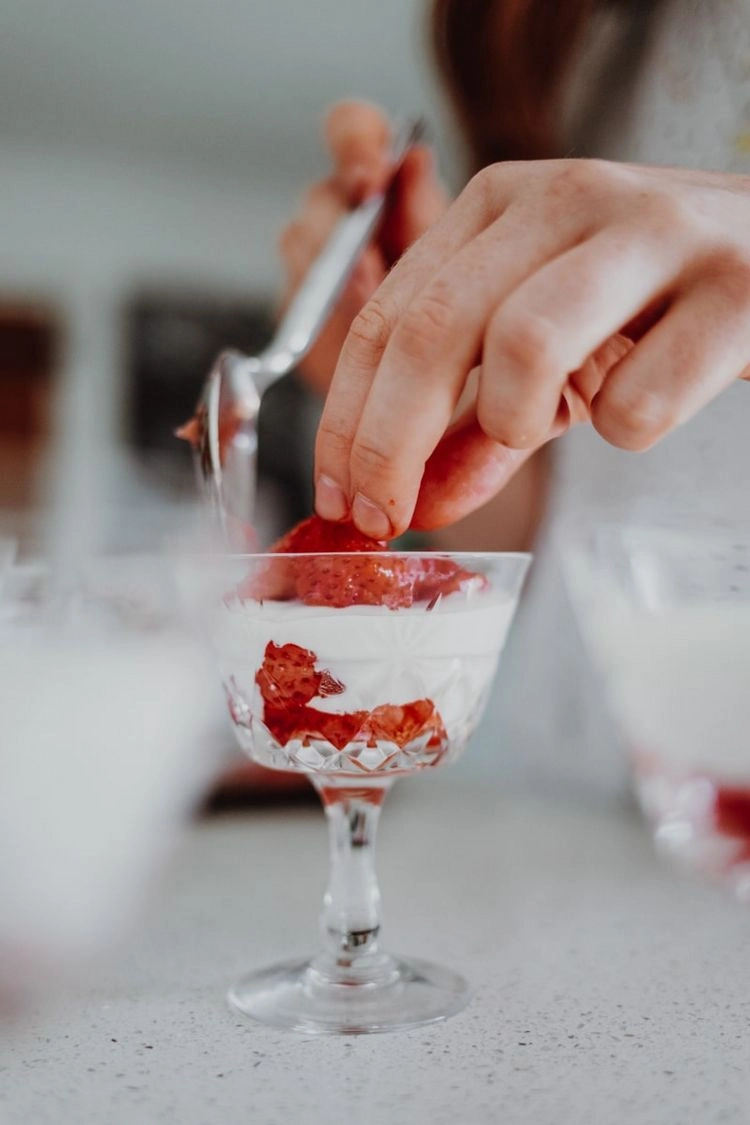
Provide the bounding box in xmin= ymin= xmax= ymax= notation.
xmin=178 ymin=117 xmax=425 ymax=545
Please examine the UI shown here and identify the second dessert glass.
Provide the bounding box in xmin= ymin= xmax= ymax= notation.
xmin=563 ymin=524 xmax=750 ymax=900
xmin=211 ymin=550 xmax=530 ymax=1034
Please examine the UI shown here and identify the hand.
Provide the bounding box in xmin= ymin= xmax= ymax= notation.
xmin=277 ymin=100 xmax=447 ymax=396
xmin=314 ymin=160 xmax=750 ymax=537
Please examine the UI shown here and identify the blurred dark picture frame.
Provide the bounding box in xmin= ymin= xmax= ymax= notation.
xmin=0 ymin=300 xmax=59 ymax=514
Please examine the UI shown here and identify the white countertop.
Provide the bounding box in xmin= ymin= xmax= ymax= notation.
xmin=2 ymin=776 xmax=749 ymax=1125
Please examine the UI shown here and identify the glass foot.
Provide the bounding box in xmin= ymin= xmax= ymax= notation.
xmin=228 ymin=953 xmax=469 ymax=1035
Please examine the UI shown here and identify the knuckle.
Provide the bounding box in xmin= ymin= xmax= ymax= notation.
xmin=704 ymin=248 xmax=750 ymax=305
xmin=465 ymin=165 xmax=500 ymax=208
xmin=347 ymin=300 xmax=393 ymax=359
xmin=316 ymin=416 xmax=354 ymax=460
xmin=551 ymin=158 xmax=612 ymax=197
xmin=349 ymin=434 xmax=394 ymax=482
xmin=398 ymin=285 xmax=457 ymax=357
xmin=642 ymin=191 xmax=693 ymax=237
xmin=490 ymin=309 xmax=558 ymax=376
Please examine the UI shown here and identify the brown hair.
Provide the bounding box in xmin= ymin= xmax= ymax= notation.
xmin=431 ymin=0 xmax=647 ymax=170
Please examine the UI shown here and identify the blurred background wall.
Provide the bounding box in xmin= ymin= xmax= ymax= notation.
xmin=0 ymin=0 xmax=454 ymax=542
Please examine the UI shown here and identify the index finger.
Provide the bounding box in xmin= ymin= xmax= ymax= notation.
xmin=324 ymin=100 xmax=392 ymax=201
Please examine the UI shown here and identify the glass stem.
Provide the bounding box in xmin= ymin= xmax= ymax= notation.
xmin=312 ymin=779 xmax=393 ymax=977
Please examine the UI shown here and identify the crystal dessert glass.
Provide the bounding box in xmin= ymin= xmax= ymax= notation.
xmin=212 ymin=550 xmax=530 ymax=1034
xmin=563 ymin=525 xmax=750 ymax=899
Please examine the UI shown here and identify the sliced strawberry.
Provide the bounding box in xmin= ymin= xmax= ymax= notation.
xmin=236 ymin=556 xmax=296 ymax=602
xmin=303 ymin=706 xmax=369 ymax=751
xmin=408 ymin=557 xmax=484 ymax=602
xmin=255 ymin=642 xmax=327 ymax=707
xmin=295 ymin=554 xmax=415 ymax=609
xmin=251 ymin=641 xmax=447 ymax=755
xmin=318 ymin=669 xmax=345 ymax=697
xmin=364 ymin=700 xmax=446 ymax=749
xmin=239 ymin=516 xmax=388 ymax=603
xmin=271 ymin=515 xmax=386 ymax=555
xmin=261 ymin=702 xmax=369 ymax=752
xmin=238 ymin=514 xmax=485 ymax=609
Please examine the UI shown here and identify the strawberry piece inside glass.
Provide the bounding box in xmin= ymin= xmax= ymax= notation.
xmin=255 ymin=641 xmax=447 ymax=754
xmin=238 ymin=514 xmax=483 ymax=608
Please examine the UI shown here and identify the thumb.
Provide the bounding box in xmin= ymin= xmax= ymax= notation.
xmin=411 ymin=418 xmax=536 ymax=531
xmin=324 ymin=100 xmax=392 ymax=203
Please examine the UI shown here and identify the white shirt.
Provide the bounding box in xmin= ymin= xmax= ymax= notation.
xmin=470 ymin=0 xmax=750 ymax=799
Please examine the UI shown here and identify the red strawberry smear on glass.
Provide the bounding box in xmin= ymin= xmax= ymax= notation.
xmin=255 ymin=641 xmax=446 ymax=754
xmin=714 ymin=786 xmax=750 ymax=838
xmin=175 ymin=403 xmax=245 ymax=466
xmin=238 ymin=514 xmax=482 ymax=608
xmin=713 ymin=786 xmax=750 ymax=863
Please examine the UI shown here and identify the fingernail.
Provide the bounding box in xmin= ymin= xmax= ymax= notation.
xmin=315 ymin=475 xmax=349 ymax=522
xmin=352 ymin=493 xmax=392 ymax=540
xmin=346 ymin=163 xmax=381 ymax=201
xmin=342 ymin=163 xmax=366 ymax=197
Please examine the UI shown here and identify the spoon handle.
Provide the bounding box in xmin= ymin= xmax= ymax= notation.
xmin=256 ymin=117 xmax=425 ymax=389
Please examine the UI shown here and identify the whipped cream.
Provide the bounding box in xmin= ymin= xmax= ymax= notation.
xmin=0 ymin=627 xmax=217 ymax=997
xmin=588 ymin=603 xmax=750 ymax=783
xmin=218 ymin=587 xmax=517 ymax=750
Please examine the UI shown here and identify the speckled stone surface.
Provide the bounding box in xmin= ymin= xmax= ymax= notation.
xmin=2 ymin=777 xmax=749 ymax=1125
